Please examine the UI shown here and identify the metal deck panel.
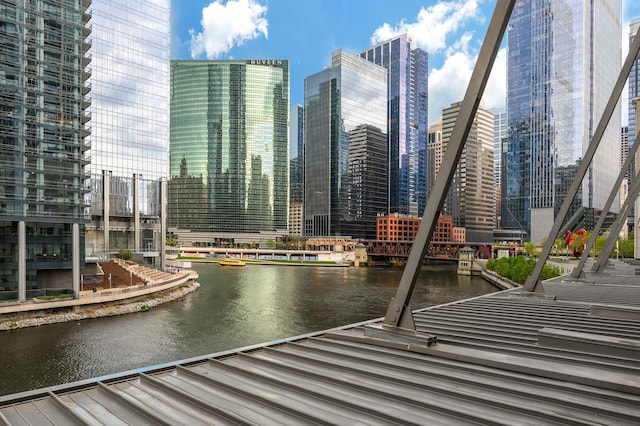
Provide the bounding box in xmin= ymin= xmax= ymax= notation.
xmin=2 ymin=291 xmax=640 ymax=425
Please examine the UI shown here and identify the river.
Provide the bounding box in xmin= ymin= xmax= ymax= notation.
xmin=0 ymin=263 xmax=498 ymax=396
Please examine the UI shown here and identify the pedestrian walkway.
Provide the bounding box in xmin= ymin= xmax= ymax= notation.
xmin=0 ymin=261 xmax=197 ymax=316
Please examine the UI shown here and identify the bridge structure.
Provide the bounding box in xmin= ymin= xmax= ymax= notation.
xmin=363 ymin=240 xmax=493 ymax=262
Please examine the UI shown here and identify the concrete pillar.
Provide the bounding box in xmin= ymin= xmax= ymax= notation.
xmin=160 ymin=177 xmax=167 ymax=271
xmin=18 ymin=220 xmax=26 ymax=302
xmin=72 ymin=223 xmax=80 ymax=298
xmin=134 ymin=173 xmax=140 ymax=253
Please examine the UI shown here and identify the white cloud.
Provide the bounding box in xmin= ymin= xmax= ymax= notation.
xmin=428 ymin=46 xmax=506 ymax=124
xmin=484 ymin=47 xmax=507 ymax=111
xmin=428 ymin=51 xmax=473 ymax=122
xmin=189 ymin=0 xmax=268 ymax=59
xmin=371 ymin=0 xmax=482 ymax=53
xmin=371 ymin=0 xmax=503 ymax=124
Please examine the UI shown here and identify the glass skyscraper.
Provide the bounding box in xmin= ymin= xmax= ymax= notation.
xmin=0 ymin=0 xmax=91 ymax=299
xmin=304 ymin=50 xmax=387 ymax=237
xmin=169 ymin=60 xmax=290 ymax=235
xmin=504 ymin=0 xmax=621 ymax=243
xmin=84 ymin=0 xmax=170 ymax=263
xmin=360 ymin=35 xmax=428 ymax=217
xmin=493 ymin=109 xmax=507 ymax=228
xmin=628 ymin=20 xmax=639 ymax=241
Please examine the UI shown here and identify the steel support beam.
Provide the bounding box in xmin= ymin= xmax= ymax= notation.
xmin=592 ymin=167 xmax=640 ymax=273
xmin=571 ymin=129 xmax=640 ymax=278
xmin=523 ymin=31 xmax=640 ymax=292
xmin=380 ymin=0 xmax=515 ymax=330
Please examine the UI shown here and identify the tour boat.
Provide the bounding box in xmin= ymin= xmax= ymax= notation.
xmin=217 ymin=258 xmax=246 ymax=267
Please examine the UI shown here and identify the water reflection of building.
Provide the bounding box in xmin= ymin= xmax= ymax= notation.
xmin=84 ymin=0 xmax=170 ymax=267
xmin=169 ymin=60 xmax=290 ymax=247
xmin=0 ymin=0 xmax=91 ymax=299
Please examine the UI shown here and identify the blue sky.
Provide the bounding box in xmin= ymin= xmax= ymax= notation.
xmin=171 ymin=0 xmax=640 ymax=126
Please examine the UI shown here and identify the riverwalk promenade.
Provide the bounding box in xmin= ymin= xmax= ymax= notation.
xmin=0 ymin=260 xmax=199 ymax=319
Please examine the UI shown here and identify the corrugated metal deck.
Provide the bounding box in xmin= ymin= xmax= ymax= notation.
xmin=1 ymin=261 xmax=640 ymax=425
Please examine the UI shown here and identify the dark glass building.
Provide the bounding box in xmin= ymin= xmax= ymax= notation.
xmin=304 ymin=50 xmax=387 ymax=237
xmin=360 ymin=35 xmax=428 ymax=217
xmin=0 ymin=0 xmax=92 ymax=299
xmin=342 ymin=124 xmax=388 ymax=240
xmin=169 ymin=60 xmax=290 ymax=235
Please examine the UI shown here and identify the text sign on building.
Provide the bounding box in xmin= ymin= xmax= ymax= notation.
xmin=247 ymin=60 xmax=284 ymax=66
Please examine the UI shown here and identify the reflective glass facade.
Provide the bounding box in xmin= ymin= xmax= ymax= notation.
xmin=169 ymin=60 xmax=290 ymax=233
xmin=289 ymin=104 xmax=304 ymax=204
xmin=360 ymin=35 xmax=428 ymax=217
xmin=88 ymin=0 xmax=169 ymax=180
xmin=505 ymin=0 xmax=621 ymax=241
xmin=0 ymin=0 xmax=90 ymax=291
xmin=628 ymin=20 xmax=639 ymax=233
xmin=304 ymin=50 xmax=387 ymax=237
xmin=85 ymin=0 xmax=170 ymax=257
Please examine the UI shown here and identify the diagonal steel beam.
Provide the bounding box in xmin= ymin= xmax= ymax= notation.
xmin=571 ymin=129 xmax=640 ymax=278
xmin=381 ymin=0 xmax=515 ymax=330
xmin=592 ymin=166 xmax=640 ymax=273
xmin=523 ymin=30 xmax=640 ymax=292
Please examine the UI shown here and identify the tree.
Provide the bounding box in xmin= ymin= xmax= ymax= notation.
xmin=119 ymin=249 xmax=132 ymax=260
xmin=524 ymin=242 xmax=537 ymax=257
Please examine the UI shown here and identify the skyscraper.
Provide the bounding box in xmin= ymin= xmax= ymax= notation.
xmin=628 ymin=20 xmax=640 ymax=243
xmin=344 ymin=124 xmax=388 ymax=239
xmin=84 ymin=0 xmax=170 ymax=264
xmin=289 ymin=104 xmax=304 ymax=205
xmin=304 ymin=50 xmax=387 ymax=237
xmin=0 ymin=0 xmax=91 ymax=299
xmin=169 ymin=60 xmax=290 ymax=239
xmin=360 ymin=35 xmax=428 ymax=217
xmin=427 ymin=118 xmax=443 ymax=200
xmin=493 ymin=109 xmax=507 ymax=228
xmin=441 ymin=102 xmax=495 ymax=243
xmin=505 ymin=0 xmax=622 ymax=243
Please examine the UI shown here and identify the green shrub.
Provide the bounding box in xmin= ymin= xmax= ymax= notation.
xmin=486 ymin=255 xmax=561 ymax=285
xmin=119 ymin=249 xmax=132 ymax=260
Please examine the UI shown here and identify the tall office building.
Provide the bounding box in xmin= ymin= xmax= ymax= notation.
xmin=344 ymin=124 xmax=388 ymax=239
xmin=85 ymin=0 xmax=170 ymax=264
xmin=493 ymin=109 xmax=507 ymax=228
xmin=360 ymin=35 xmax=428 ymax=217
xmin=505 ymin=0 xmax=622 ymax=243
xmin=0 ymin=0 xmax=91 ymax=299
xmin=628 ymin=21 xmax=640 ymax=250
xmin=426 ymin=118 xmax=443 ymax=200
xmin=289 ymin=104 xmax=304 ymax=204
xmin=169 ymin=60 xmax=290 ymax=241
xmin=629 ymin=20 xmax=640 ymax=146
xmin=289 ymin=105 xmax=303 ymax=236
xmin=304 ymin=50 xmax=387 ymax=237
xmin=441 ymin=102 xmax=495 ymax=243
